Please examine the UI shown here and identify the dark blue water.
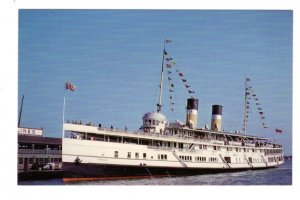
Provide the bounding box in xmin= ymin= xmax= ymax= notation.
xmin=19 ymin=160 xmax=292 ymax=185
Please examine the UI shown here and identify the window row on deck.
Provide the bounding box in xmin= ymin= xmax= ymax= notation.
xmin=268 ymin=156 xmax=284 ymax=162
xmin=265 ymin=149 xmax=282 ymax=155
xmin=18 ymin=157 xmax=62 ymax=165
xmin=144 ymin=119 xmax=165 ymax=126
xmin=113 ymin=150 xmax=285 ymax=165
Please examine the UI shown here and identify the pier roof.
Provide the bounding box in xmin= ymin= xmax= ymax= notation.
xmin=18 ymin=135 xmax=62 ymax=145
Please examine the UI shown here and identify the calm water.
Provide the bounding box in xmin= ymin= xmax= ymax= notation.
xmin=19 ymin=160 xmax=292 ymax=185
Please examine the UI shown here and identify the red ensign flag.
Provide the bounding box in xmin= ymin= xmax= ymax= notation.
xmin=65 ymin=82 xmax=76 ymax=91
xmin=275 ymin=129 xmax=282 ymax=133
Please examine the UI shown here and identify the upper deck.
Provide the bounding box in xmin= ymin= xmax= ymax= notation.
xmin=63 ymin=122 xmax=282 ymax=150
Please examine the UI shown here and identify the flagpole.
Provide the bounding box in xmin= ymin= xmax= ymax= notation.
xmin=18 ymin=94 xmax=25 ymax=128
xmin=62 ymin=81 xmax=66 ymax=138
xmin=274 ymin=128 xmax=279 ymax=144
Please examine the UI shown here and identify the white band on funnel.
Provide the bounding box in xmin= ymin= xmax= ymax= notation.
xmin=187 ymin=109 xmax=197 ymax=114
xmin=211 ymin=114 xmax=222 ymax=120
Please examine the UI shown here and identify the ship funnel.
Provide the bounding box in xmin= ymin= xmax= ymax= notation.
xmin=211 ymin=105 xmax=222 ymax=131
xmin=186 ymin=98 xmax=199 ymax=129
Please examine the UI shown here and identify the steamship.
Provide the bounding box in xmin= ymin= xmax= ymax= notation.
xmin=62 ymin=42 xmax=284 ymax=182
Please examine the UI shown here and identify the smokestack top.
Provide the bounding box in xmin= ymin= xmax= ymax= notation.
xmin=186 ymin=98 xmax=199 ymax=110
xmin=212 ymin=105 xmax=223 ymax=115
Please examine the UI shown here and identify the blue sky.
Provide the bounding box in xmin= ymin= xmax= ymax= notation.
xmin=18 ymin=10 xmax=292 ymax=154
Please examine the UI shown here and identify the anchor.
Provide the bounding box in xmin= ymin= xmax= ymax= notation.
xmin=74 ymin=156 xmax=82 ymax=165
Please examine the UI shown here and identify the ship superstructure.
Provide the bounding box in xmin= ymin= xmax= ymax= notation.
xmin=62 ymin=41 xmax=284 ymax=182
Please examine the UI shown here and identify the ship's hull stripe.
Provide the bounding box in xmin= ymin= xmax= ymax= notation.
xmin=63 ymin=174 xmax=172 ymax=183
xmin=63 ymin=162 xmax=275 ymax=182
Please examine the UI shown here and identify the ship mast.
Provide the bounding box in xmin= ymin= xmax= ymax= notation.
xmin=157 ymin=41 xmax=166 ymax=113
xmin=243 ymin=77 xmax=248 ymax=135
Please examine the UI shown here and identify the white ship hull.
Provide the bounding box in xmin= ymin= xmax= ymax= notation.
xmin=62 ymin=124 xmax=284 ymax=182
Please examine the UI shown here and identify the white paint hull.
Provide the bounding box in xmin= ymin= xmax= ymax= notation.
xmin=63 ymin=138 xmax=283 ymax=171
xmin=62 ymin=124 xmax=284 ymax=181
